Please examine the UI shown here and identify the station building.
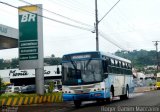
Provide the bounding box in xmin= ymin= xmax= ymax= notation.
xmin=0 ymin=24 xmax=18 ymax=49
xmin=0 ymin=65 xmax=62 ymax=86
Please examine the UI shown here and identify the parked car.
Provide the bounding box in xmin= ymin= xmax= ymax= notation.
xmin=5 ymin=86 xmax=22 ymax=93
xmin=21 ymin=85 xmax=36 ymax=93
xmin=53 ymin=87 xmax=60 ymax=92
xmin=14 ymin=86 xmax=22 ymax=93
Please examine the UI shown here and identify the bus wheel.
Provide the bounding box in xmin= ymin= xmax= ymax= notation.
xmin=120 ymin=86 xmax=129 ymax=100
xmin=125 ymin=86 xmax=129 ymax=99
xmin=74 ymin=100 xmax=82 ymax=108
xmin=106 ymin=91 xmax=113 ymax=103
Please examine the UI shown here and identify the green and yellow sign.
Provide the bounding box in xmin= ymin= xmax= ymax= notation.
xmin=19 ymin=6 xmax=38 ymax=60
xmin=18 ymin=5 xmax=43 ymax=69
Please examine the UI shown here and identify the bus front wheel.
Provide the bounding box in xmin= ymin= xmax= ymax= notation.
xmin=106 ymin=91 xmax=113 ymax=103
xmin=74 ymin=100 xmax=82 ymax=108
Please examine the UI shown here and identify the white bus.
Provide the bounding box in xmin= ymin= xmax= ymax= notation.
xmin=62 ymin=51 xmax=134 ymax=107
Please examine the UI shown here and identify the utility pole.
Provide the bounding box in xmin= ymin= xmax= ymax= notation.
xmin=95 ymin=0 xmax=99 ymax=51
xmin=94 ymin=0 xmax=120 ymax=51
xmin=152 ymin=41 xmax=160 ymax=73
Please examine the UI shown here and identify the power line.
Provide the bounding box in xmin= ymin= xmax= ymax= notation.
xmin=105 ymin=0 xmax=134 ymax=31
xmin=95 ymin=0 xmax=121 ymax=51
xmin=51 ymin=0 xmax=94 ymax=15
xmin=69 ymin=0 xmax=95 ymax=14
xmin=99 ymin=31 xmax=127 ymax=51
xmin=0 ymin=1 xmax=93 ymax=32
xmin=64 ymin=0 xmax=94 ymax=12
xmin=19 ymin=0 xmax=93 ymax=28
xmin=99 ymin=0 xmax=120 ymax=24
xmin=70 ymin=0 xmax=93 ymax=9
xmin=0 ymin=1 xmax=127 ymax=51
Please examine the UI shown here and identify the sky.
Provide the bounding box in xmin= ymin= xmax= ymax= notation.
xmin=0 ymin=0 xmax=160 ymax=59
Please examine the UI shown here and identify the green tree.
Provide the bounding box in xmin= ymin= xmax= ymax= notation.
xmin=44 ymin=54 xmax=62 ymax=65
xmin=48 ymin=82 xmax=54 ymax=93
xmin=0 ymin=59 xmax=4 ymax=69
xmin=0 ymin=77 xmax=6 ymax=94
xmin=11 ymin=58 xmax=19 ymax=68
xmin=115 ymin=49 xmax=159 ymax=70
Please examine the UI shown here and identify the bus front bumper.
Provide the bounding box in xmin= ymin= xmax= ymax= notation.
xmin=63 ymin=91 xmax=109 ymax=101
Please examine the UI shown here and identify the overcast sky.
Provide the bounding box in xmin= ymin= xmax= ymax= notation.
xmin=0 ymin=0 xmax=160 ymax=59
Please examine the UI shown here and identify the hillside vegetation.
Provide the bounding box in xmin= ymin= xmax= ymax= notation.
xmin=115 ymin=49 xmax=159 ymax=68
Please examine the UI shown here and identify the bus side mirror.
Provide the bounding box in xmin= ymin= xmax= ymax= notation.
xmin=57 ymin=67 xmax=60 ymax=74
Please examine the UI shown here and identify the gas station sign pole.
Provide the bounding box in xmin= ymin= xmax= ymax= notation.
xmin=18 ymin=5 xmax=44 ymax=95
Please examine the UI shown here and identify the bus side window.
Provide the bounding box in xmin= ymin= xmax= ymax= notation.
xmin=121 ymin=61 xmax=123 ymax=68
xmin=102 ymin=60 xmax=107 ymax=72
xmin=115 ymin=60 xmax=118 ymax=74
xmin=102 ymin=60 xmax=108 ymax=78
xmin=108 ymin=58 xmax=111 ymax=65
xmin=111 ymin=59 xmax=115 ymax=66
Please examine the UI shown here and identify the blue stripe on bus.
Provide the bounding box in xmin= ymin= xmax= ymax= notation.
xmin=63 ymin=90 xmax=110 ymax=101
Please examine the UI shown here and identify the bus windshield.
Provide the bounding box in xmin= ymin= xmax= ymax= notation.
xmin=62 ymin=60 xmax=102 ymax=85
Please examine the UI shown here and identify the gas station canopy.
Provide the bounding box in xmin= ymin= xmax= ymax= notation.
xmin=0 ymin=24 xmax=18 ymax=49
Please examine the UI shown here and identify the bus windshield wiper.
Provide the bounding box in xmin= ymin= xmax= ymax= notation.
xmin=71 ymin=60 xmax=77 ymax=70
xmin=85 ymin=58 xmax=92 ymax=68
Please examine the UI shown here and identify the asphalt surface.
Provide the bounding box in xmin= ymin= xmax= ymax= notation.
xmin=3 ymin=90 xmax=160 ymax=112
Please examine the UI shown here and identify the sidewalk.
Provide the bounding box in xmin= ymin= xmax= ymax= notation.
xmin=134 ymin=86 xmax=156 ymax=93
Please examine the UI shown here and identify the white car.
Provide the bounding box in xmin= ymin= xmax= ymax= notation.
xmin=5 ymin=86 xmax=21 ymax=93
xmin=53 ymin=88 xmax=59 ymax=92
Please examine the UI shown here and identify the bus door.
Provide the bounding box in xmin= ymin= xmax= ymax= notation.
xmin=113 ymin=61 xmax=125 ymax=96
xmin=114 ymin=75 xmax=125 ymax=96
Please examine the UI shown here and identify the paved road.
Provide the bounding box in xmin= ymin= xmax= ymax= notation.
xmin=15 ymin=90 xmax=160 ymax=112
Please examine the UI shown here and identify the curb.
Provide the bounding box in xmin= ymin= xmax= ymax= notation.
xmin=134 ymin=86 xmax=157 ymax=93
xmin=0 ymin=94 xmax=62 ymax=106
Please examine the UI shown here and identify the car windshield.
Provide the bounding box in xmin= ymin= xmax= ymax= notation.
xmin=62 ymin=60 xmax=102 ymax=85
xmin=7 ymin=87 xmax=12 ymax=89
xmin=14 ymin=87 xmax=20 ymax=91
